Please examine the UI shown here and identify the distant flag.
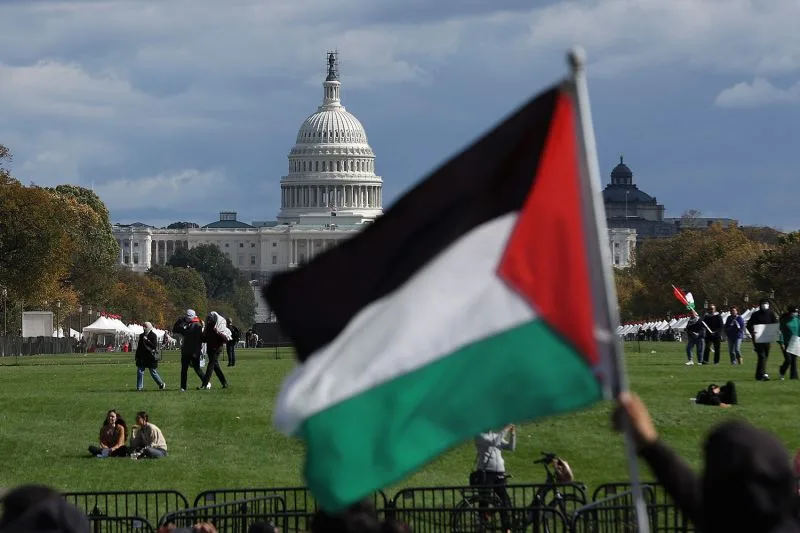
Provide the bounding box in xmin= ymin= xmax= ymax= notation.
xmin=672 ymin=285 xmax=696 ymax=311
xmin=264 ymin=50 xmax=626 ymax=514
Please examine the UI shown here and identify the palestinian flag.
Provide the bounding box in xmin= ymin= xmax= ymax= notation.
xmin=265 ymin=76 xmax=619 ymax=511
xmin=672 ymin=285 xmax=696 ymax=311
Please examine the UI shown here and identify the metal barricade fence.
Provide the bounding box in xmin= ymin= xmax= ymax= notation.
xmin=592 ymin=482 xmax=693 ymax=533
xmin=86 ymin=516 xmax=156 ymax=533
xmin=63 ymin=490 xmax=190 ymax=529
xmin=192 ymin=487 xmax=390 ymax=532
xmin=572 ymin=489 xmax=654 ymax=533
xmin=391 ymin=483 xmax=586 ymax=533
xmin=159 ymin=495 xmax=286 ymax=533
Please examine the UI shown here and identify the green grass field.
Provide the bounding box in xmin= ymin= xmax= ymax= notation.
xmin=0 ymin=341 xmax=797 ymax=501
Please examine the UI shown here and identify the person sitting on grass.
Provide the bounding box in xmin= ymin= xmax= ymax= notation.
xmin=130 ymin=411 xmax=167 ymax=459
xmin=614 ymin=391 xmax=800 ymax=533
xmin=88 ymin=410 xmax=128 ymax=458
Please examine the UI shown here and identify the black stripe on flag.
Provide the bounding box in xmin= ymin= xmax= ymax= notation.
xmin=265 ymin=85 xmax=561 ymax=361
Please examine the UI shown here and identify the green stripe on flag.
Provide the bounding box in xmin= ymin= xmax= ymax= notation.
xmin=299 ymin=319 xmax=602 ymax=511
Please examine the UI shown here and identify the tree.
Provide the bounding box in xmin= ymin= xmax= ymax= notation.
xmin=0 ymin=178 xmax=75 ymax=305
xmin=754 ymin=232 xmax=800 ymax=309
xmin=630 ymin=224 xmax=760 ymax=316
xmin=740 ymin=226 xmax=784 ymax=245
xmin=168 ymin=245 xmax=238 ymax=299
xmin=167 ymin=245 xmax=255 ymax=326
xmin=48 ymin=185 xmax=119 ymax=303
xmin=166 ymin=222 xmax=199 ymax=229
xmin=0 ymin=144 xmax=12 ymax=179
xmin=614 ymin=268 xmax=645 ymax=322
xmin=148 ymin=265 xmax=208 ymax=319
xmin=106 ymin=269 xmax=172 ymax=327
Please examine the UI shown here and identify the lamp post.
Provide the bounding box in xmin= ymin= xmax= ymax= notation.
xmin=56 ymin=300 xmax=61 ymax=338
xmin=78 ymin=305 xmax=83 ymax=332
xmin=743 ymin=294 xmax=750 ymax=310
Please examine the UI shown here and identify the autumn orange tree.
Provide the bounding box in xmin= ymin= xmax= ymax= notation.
xmin=753 ymin=231 xmax=800 ymax=311
xmin=621 ymin=224 xmax=766 ymax=319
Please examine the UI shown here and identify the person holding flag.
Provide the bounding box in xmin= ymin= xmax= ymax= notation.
xmin=685 ymin=311 xmax=706 ymax=366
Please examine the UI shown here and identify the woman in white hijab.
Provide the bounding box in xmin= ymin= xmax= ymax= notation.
xmin=135 ymin=322 xmax=166 ymax=391
xmin=199 ymin=312 xmax=231 ymax=389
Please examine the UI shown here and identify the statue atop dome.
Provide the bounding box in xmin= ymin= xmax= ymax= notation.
xmin=326 ymin=51 xmax=338 ymax=82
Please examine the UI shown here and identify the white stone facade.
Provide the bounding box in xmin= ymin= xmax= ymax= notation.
xmin=112 ymin=53 xmax=380 ymax=322
xmin=609 ymin=228 xmax=637 ymax=268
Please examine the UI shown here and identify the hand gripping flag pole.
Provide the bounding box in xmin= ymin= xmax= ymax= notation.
xmin=568 ymin=47 xmax=651 ymax=533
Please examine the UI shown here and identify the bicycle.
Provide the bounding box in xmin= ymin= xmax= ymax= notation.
xmin=451 ymin=451 xmax=583 ymax=533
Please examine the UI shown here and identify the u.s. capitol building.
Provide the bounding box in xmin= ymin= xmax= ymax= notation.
xmin=112 ymin=53 xmax=382 ymax=321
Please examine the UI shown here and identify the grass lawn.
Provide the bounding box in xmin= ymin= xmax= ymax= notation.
xmin=0 ymin=341 xmax=797 ymax=502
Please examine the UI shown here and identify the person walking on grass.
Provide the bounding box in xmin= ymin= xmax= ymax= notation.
xmin=702 ymin=304 xmax=724 ymax=365
xmin=778 ymin=306 xmax=800 ymax=381
xmin=199 ymin=312 xmax=230 ymax=390
xmin=226 ymin=318 xmax=240 ymax=367
xmin=725 ymin=306 xmax=745 ymax=365
xmin=172 ymin=309 xmax=205 ymax=392
xmin=685 ymin=310 xmax=706 ymax=366
xmin=747 ymin=299 xmax=778 ymax=381
xmin=135 ymin=322 xmax=165 ymax=391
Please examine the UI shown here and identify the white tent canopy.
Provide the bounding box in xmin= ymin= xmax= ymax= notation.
xmin=82 ymin=316 xmax=134 ymax=351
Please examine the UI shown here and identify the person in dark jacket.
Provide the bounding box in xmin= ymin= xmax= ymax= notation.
xmin=226 ymin=319 xmax=240 ymax=367
xmin=747 ymin=299 xmax=779 ymax=381
xmin=695 ymin=381 xmax=737 ymax=407
xmin=725 ymin=306 xmax=746 ymax=365
xmin=172 ymin=309 xmax=205 ymax=392
xmin=614 ymin=392 xmax=800 ymax=533
xmin=200 ymin=311 xmax=230 ymax=390
xmin=778 ymin=306 xmax=800 ymax=380
xmin=685 ymin=311 xmax=706 ymax=365
xmin=135 ymin=322 xmax=165 ymax=391
xmin=702 ymin=304 xmax=724 ymax=365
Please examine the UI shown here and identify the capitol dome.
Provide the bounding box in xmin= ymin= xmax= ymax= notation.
xmin=278 ymin=52 xmax=383 ymax=224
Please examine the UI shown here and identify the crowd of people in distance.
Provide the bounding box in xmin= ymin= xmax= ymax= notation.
xmin=87 ymin=410 xmax=167 ymax=460
xmin=685 ymin=299 xmax=800 ymax=382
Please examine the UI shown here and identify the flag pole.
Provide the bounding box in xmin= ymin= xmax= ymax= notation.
xmin=567 ymin=46 xmax=651 ymax=533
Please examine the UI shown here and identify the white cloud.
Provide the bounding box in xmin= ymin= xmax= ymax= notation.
xmin=92 ymin=168 xmax=233 ymax=212
xmin=1 ymin=0 xmax=799 ymax=225
xmin=714 ymin=78 xmax=800 ymax=108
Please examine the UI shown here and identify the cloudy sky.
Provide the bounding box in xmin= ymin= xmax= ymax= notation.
xmin=1 ymin=0 xmax=798 ymax=230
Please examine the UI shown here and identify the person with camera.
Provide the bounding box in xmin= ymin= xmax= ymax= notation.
xmin=472 ymin=424 xmax=516 ymax=533
xmin=172 ymin=309 xmax=205 ymax=392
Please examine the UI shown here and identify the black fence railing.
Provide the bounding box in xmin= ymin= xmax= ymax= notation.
xmin=57 ymin=482 xmax=697 ymax=533
xmin=592 ymin=482 xmax=694 ymax=533
xmin=63 ymin=490 xmax=190 ymax=529
xmin=86 ymin=516 xmax=156 ymax=533
xmin=160 ymin=495 xmax=287 ymax=533
xmin=0 ymin=336 xmax=74 ymax=356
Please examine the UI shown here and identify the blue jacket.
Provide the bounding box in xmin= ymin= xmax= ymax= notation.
xmin=725 ymin=315 xmax=745 ymax=339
